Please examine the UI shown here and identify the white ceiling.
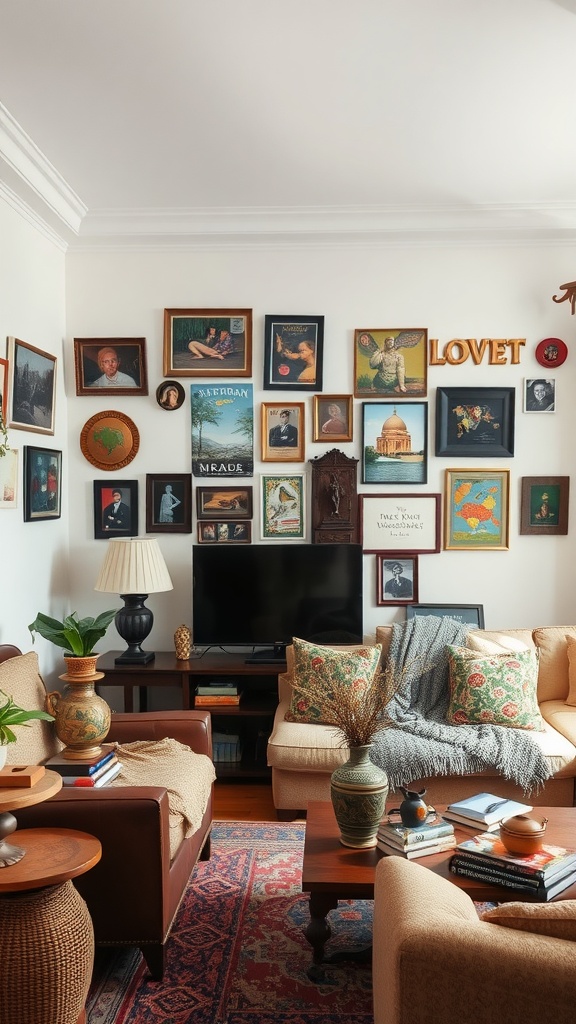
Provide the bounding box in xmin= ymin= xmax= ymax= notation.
xmin=1 ymin=0 xmax=576 ymax=248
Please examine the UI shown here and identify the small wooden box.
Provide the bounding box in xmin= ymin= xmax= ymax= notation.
xmin=0 ymin=765 xmax=46 ymax=788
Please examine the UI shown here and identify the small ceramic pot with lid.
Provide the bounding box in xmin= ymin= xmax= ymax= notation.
xmin=499 ymin=814 xmax=548 ymax=855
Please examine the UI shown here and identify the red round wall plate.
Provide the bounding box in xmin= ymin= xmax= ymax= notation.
xmin=535 ymin=338 xmax=567 ymax=367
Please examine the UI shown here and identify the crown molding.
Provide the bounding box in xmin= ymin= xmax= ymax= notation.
xmin=0 ymin=180 xmax=68 ymax=252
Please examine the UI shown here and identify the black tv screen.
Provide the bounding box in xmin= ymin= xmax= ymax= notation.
xmin=192 ymin=543 xmax=363 ymax=659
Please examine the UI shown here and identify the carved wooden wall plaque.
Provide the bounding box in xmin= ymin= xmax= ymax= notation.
xmin=309 ymin=448 xmax=359 ymax=544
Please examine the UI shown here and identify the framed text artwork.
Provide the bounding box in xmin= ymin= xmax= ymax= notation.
xmin=7 ymin=337 xmax=56 ymax=435
xmin=520 ymin=476 xmax=569 ymax=536
xmin=376 ymin=553 xmax=419 ymax=606
xmin=436 ymin=387 xmax=515 ymax=457
xmin=261 ymin=403 xmax=305 ymax=462
xmin=146 ymin=474 xmax=192 ymax=534
xmin=362 ymin=401 xmax=428 ymax=485
xmin=261 ymin=473 xmax=305 ymax=539
xmin=73 ymin=338 xmax=148 ymax=396
xmin=93 ymin=480 xmax=138 ymax=540
xmin=191 ymin=383 xmax=253 ymax=478
xmin=360 ymin=493 xmax=441 ymax=554
xmin=354 ymin=328 xmax=427 ymax=399
xmin=23 ymin=446 xmax=62 ymax=521
xmin=163 ymin=308 xmax=252 ymax=378
xmin=263 ymin=315 xmax=324 ymax=392
xmin=444 ymin=468 xmax=510 ymax=551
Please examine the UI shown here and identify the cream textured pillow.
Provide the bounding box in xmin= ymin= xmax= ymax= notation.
xmin=532 ymin=626 xmax=576 ymax=702
xmin=446 ymin=645 xmax=544 ymax=730
xmin=2 ymin=652 xmax=62 ymax=765
xmin=467 ymin=631 xmax=530 ymax=655
xmin=284 ymin=638 xmax=382 ymax=725
xmin=481 ymin=900 xmax=576 ymax=941
xmin=565 ymin=636 xmax=576 ymax=706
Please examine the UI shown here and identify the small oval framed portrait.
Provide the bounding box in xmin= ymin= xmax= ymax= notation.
xmin=156 ymin=380 xmax=185 ymax=411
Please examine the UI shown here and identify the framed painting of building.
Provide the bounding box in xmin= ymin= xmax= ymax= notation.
xmin=362 ymin=402 xmax=428 ymax=484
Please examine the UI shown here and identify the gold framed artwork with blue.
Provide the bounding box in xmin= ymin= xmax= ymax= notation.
xmin=444 ymin=468 xmax=510 ymax=551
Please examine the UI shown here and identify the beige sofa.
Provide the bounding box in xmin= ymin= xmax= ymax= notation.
xmin=372 ymin=856 xmax=576 ymax=1024
xmin=267 ymin=626 xmax=576 ymax=816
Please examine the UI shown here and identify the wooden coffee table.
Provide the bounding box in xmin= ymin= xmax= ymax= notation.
xmin=302 ymin=800 xmax=576 ymax=975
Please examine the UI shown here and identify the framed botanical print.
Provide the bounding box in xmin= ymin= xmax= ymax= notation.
xmin=312 ymin=394 xmax=353 ymax=442
xmin=7 ymin=337 xmax=56 ymax=434
xmin=444 ymin=468 xmax=510 ymax=550
xmin=376 ymin=553 xmax=419 ymax=606
xmin=263 ymin=315 xmax=324 ymax=391
xmin=520 ymin=476 xmax=569 ymax=535
xmin=146 ymin=474 xmax=192 ymax=533
xmin=260 ymin=473 xmax=305 ymax=539
xmin=362 ymin=401 xmax=428 ymax=484
xmin=436 ymin=387 xmax=515 ymax=457
xmin=163 ymin=308 xmax=252 ymax=377
xmin=196 ymin=485 xmax=253 ymax=520
xmin=73 ymin=338 xmax=148 ymax=396
xmin=23 ymin=446 xmax=62 ymax=521
xmin=93 ymin=480 xmax=138 ymax=539
xmin=354 ymin=328 xmax=427 ymax=399
xmin=261 ymin=403 xmax=305 ymax=461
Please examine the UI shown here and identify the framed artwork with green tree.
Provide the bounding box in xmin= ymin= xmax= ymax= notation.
xmin=191 ymin=383 xmax=253 ymax=478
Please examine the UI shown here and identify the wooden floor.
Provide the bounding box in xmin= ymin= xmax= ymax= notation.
xmin=213 ymin=780 xmax=278 ymax=821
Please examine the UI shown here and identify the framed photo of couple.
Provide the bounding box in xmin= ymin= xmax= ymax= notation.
xmin=163 ymin=308 xmax=252 ymax=378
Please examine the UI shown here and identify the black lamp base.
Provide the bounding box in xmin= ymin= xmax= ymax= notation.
xmin=114 ymin=594 xmax=156 ymax=665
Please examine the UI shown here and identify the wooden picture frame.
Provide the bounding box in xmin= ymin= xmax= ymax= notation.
xmin=23 ymin=446 xmax=61 ymax=521
xmin=93 ymin=480 xmax=138 ymax=539
xmin=197 ymin=521 xmax=252 ymax=544
xmin=360 ymin=493 xmax=441 ymax=554
xmin=73 ymin=338 xmax=148 ymax=395
xmin=377 ymin=553 xmax=419 ymax=606
xmin=406 ymin=603 xmax=485 ymax=629
xmin=7 ymin=337 xmax=56 ymax=434
xmin=520 ymin=476 xmax=569 ymax=535
xmin=155 ymin=380 xmax=185 ymax=411
xmin=436 ymin=387 xmax=515 ymax=457
xmin=261 ymin=402 xmax=305 ymax=462
xmin=163 ymin=308 xmax=252 ymax=377
xmin=312 ymin=394 xmax=353 ymax=442
xmin=362 ymin=401 xmax=428 ymax=484
xmin=196 ymin=486 xmax=253 ymax=520
xmin=354 ymin=328 xmax=427 ymax=399
xmin=0 ymin=357 xmax=8 ymax=427
xmin=0 ymin=448 xmax=18 ymax=508
xmin=523 ymin=378 xmax=555 ymax=413
xmin=444 ymin=468 xmax=510 ymax=550
xmin=261 ymin=473 xmax=305 ymax=539
xmin=191 ymin=383 xmax=253 ymax=478
xmin=263 ymin=315 xmax=324 ymax=392
xmin=146 ymin=474 xmax=192 ymax=533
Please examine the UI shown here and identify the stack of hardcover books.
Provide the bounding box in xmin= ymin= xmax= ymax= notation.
xmin=45 ymin=744 xmax=122 ymax=788
xmin=442 ymin=792 xmax=533 ymax=832
xmin=377 ymin=813 xmax=456 ymax=859
xmin=450 ymin=832 xmax=576 ymax=900
xmin=194 ymin=679 xmax=242 ymax=706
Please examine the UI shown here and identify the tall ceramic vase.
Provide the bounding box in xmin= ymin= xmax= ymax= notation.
xmin=330 ymin=743 xmax=388 ymax=848
xmin=45 ymin=655 xmax=111 ymax=760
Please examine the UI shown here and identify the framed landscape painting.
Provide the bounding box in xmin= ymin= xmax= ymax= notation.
xmin=263 ymin=315 xmax=324 ymax=392
xmin=163 ymin=308 xmax=252 ymax=378
xmin=444 ymin=468 xmax=510 ymax=550
xmin=436 ymin=387 xmax=515 ymax=457
xmin=362 ymin=401 xmax=427 ymax=484
xmin=7 ymin=337 xmax=56 ymax=434
xmin=354 ymin=328 xmax=427 ymax=399
xmin=191 ymin=383 xmax=253 ymax=478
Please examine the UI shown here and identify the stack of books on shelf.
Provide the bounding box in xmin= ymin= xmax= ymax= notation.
xmin=212 ymin=731 xmax=242 ymax=764
xmin=44 ymin=744 xmax=122 ymax=788
xmin=377 ymin=813 xmax=457 ymax=859
xmin=450 ymin=832 xmax=576 ymax=900
xmin=194 ymin=679 xmax=243 ymax=706
xmin=442 ymin=792 xmax=533 ymax=832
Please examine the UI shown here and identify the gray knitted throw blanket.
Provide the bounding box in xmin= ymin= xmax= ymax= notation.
xmin=370 ymin=616 xmax=552 ymax=796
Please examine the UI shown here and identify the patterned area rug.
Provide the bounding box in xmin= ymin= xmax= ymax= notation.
xmin=86 ymin=821 xmax=374 ymax=1024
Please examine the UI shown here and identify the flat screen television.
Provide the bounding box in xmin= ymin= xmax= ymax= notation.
xmin=192 ymin=543 xmax=363 ymax=662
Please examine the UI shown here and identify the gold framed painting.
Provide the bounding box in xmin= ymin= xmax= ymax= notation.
xmin=444 ymin=468 xmax=510 ymax=551
xmin=163 ymin=308 xmax=252 ymax=377
xmin=354 ymin=328 xmax=427 ymax=399
xmin=312 ymin=394 xmax=353 ymax=442
xmin=261 ymin=403 xmax=305 ymax=462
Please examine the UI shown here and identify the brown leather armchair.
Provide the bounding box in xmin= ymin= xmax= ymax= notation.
xmin=1 ymin=645 xmax=213 ymax=980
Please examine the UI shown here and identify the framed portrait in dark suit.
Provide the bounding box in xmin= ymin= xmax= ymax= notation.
xmin=93 ymin=480 xmax=138 ymax=539
xmin=261 ymin=403 xmax=305 ymax=461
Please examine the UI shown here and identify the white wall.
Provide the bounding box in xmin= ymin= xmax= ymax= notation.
xmin=0 ymin=197 xmax=69 ymax=677
xmin=64 ymin=242 xmax=576 ymax=655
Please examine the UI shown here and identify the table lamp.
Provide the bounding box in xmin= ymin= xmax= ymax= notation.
xmin=94 ymin=537 xmax=173 ymax=664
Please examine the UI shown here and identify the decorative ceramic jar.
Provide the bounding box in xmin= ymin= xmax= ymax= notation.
xmin=330 ymin=744 xmax=389 ymax=848
xmin=174 ymin=624 xmax=192 ymax=661
xmin=45 ymin=656 xmax=111 ymax=760
xmin=500 ymin=814 xmax=549 ymax=855
xmin=388 ymin=786 xmax=429 ymax=828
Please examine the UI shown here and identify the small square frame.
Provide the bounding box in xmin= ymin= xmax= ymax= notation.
xmin=523 ymin=377 xmax=556 ymax=413
xmin=73 ymin=338 xmax=148 ymax=395
xmin=196 ymin=486 xmax=253 ymax=520
xmin=197 ymin=521 xmax=252 ymax=543
xmin=23 ymin=446 xmax=61 ymax=520
xmin=444 ymin=468 xmax=510 ymax=550
xmin=163 ymin=308 xmax=252 ymax=377
xmin=261 ymin=473 xmax=305 ymax=539
xmin=312 ymin=394 xmax=353 ymax=442
xmin=261 ymin=403 xmax=305 ymax=462
xmin=7 ymin=337 xmax=56 ymax=434
xmin=436 ymin=386 xmax=515 ymax=457
xmin=146 ymin=474 xmax=192 ymax=533
xmin=360 ymin=493 xmax=441 ymax=553
xmin=520 ymin=476 xmax=569 ymax=535
xmin=406 ymin=604 xmax=485 ymax=629
xmin=93 ymin=480 xmax=138 ymax=539
xmin=263 ymin=315 xmax=324 ymax=391
xmin=376 ymin=553 xmax=419 ymax=606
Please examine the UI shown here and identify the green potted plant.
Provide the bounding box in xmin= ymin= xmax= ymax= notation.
xmin=0 ymin=690 xmax=54 ymax=768
xmin=28 ymin=609 xmax=117 ymax=673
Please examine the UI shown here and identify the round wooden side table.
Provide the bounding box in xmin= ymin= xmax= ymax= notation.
xmin=0 ymin=771 xmax=102 ymax=1024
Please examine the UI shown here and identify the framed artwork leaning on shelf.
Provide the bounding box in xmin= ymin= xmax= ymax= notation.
xmin=406 ymin=604 xmax=485 ymax=628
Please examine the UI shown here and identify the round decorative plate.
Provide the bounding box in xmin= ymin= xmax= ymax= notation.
xmin=535 ymin=337 xmax=567 ymax=368
xmin=80 ymin=410 xmax=140 ymax=470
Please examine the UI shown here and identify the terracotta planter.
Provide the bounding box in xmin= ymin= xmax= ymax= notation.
xmin=330 ymin=744 xmax=389 ymax=849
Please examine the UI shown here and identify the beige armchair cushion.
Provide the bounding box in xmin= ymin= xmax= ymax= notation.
xmin=532 ymin=626 xmax=576 ymax=702
xmin=2 ymin=652 xmax=62 ymax=765
xmin=481 ymin=900 xmax=576 ymax=941
xmin=564 ymin=636 xmax=576 ymax=706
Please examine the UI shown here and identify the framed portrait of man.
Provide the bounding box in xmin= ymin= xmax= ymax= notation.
xmin=74 ymin=338 xmax=148 ymax=396
xmin=261 ymin=403 xmax=305 ymax=461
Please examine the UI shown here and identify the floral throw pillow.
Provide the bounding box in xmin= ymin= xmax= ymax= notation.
xmin=284 ymin=638 xmax=382 ymax=725
xmin=446 ymin=645 xmax=544 ymax=731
